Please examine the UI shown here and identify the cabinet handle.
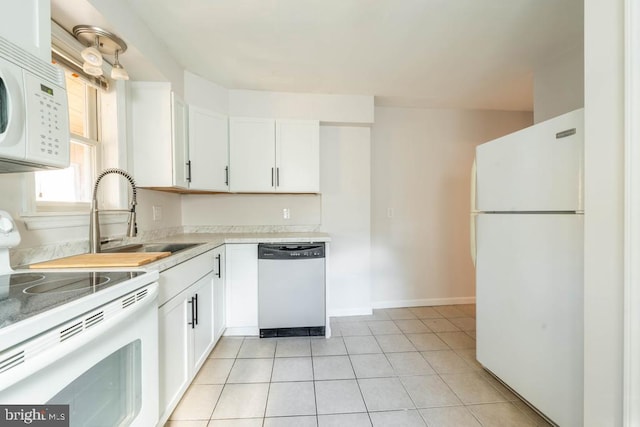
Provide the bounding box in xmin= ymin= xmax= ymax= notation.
xmin=216 ymin=254 xmax=222 ymax=278
xmin=188 ymin=297 xmax=195 ymax=329
xmin=276 ymin=167 xmax=280 ymax=187
xmin=225 ymin=166 xmax=229 ymax=186
xmin=271 ymin=167 xmax=275 ymax=187
xmin=194 ymin=293 xmax=199 ymax=326
xmin=186 ymin=160 xmax=192 ymax=183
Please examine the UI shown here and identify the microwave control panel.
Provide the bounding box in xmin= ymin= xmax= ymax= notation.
xmin=23 ymin=71 xmax=70 ymax=168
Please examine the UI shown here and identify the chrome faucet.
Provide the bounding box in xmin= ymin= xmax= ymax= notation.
xmin=89 ymin=168 xmax=137 ymax=253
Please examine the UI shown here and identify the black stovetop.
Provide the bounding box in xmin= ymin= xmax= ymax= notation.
xmin=0 ymin=271 xmax=143 ymax=329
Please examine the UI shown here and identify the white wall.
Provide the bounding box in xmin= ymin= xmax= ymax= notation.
xmin=371 ymin=107 xmax=533 ymax=307
xmin=583 ymin=0 xmax=625 ymax=424
xmin=184 ymin=71 xmax=229 ymax=115
xmin=320 ymin=126 xmax=371 ymax=316
xmin=534 ymin=44 xmax=585 ymax=123
xmin=136 ymin=189 xmax=182 ymax=231
xmin=229 ymin=90 xmax=374 ymax=124
xmin=181 ymin=194 xmax=321 ymax=226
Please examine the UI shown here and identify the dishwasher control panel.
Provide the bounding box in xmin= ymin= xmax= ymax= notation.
xmin=258 ymin=243 xmax=325 ymax=260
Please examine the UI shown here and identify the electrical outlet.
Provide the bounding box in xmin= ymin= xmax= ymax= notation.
xmin=283 ymin=208 xmax=290 ymax=220
xmin=387 ymin=208 xmax=394 ymax=218
xmin=152 ymin=205 xmax=163 ymax=221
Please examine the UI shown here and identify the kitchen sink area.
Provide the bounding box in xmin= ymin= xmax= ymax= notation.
xmin=103 ymin=242 xmax=203 ymax=254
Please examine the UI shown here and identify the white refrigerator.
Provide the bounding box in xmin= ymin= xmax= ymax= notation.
xmin=471 ymin=108 xmax=584 ymax=426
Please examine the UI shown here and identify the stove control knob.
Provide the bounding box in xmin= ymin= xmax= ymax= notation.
xmin=0 ymin=217 xmax=13 ymax=233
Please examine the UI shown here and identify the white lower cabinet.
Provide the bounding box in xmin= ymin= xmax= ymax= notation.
xmin=157 ymin=250 xmax=219 ymax=425
xmin=224 ymin=243 xmax=259 ymax=336
xmin=191 ymin=273 xmax=215 ymax=369
xmin=157 ymin=243 xmax=264 ymax=424
xmin=158 ymin=290 xmax=189 ymax=424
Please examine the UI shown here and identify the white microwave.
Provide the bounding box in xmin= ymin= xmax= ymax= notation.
xmin=0 ymin=35 xmax=69 ymax=173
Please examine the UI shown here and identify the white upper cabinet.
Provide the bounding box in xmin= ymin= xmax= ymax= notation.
xmin=172 ymin=96 xmax=190 ymax=188
xmin=0 ymin=0 xmax=51 ymax=61
xmin=229 ymin=118 xmax=319 ymax=193
xmin=276 ymin=119 xmax=320 ymax=193
xmin=129 ymin=82 xmax=189 ymax=189
xmin=188 ymin=107 xmax=229 ymax=191
xmin=229 ymin=118 xmax=276 ymax=192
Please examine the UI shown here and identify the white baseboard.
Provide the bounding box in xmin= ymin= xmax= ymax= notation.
xmin=371 ymin=296 xmax=476 ymax=309
xmin=224 ymin=326 xmax=259 ymax=336
xmin=327 ymin=307 xmax=373 ymax=317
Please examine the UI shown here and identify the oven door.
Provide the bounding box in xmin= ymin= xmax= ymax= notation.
xmin=0 ymin=283 xmax=159 ymax=427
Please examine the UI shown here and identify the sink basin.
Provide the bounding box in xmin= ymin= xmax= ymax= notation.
xmin=103 ymin=242 xmax=201 ymax=254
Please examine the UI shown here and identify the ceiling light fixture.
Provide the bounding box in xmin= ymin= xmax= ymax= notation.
xmin=111 ymin=49 xmax=129 ymax=80
xmin=73 ymin=25 xmax=128 ymax=80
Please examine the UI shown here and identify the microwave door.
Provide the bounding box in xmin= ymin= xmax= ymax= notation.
xmin=0 ymin=58 xmax=25 ymax=161
xmin=1 ymin=76 xmax=7 ymax=135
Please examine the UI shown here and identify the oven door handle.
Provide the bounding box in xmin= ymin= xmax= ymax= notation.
xmin=0 ymin=283 xmax=159 ymax=393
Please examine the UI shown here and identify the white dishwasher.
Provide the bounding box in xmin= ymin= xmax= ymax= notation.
xmin=258 ymin=243 xmax=325 ymax=338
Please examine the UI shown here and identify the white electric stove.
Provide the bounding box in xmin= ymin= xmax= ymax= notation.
xmin=0 ymin=210 xmax=160 ymax=427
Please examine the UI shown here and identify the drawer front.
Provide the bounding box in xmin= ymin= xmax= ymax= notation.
xmin=158 ymin=250 xmax=215 ymax=306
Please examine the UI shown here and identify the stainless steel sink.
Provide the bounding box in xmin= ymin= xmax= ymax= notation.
xmin=103 ymin=242 xmax=201 ymax=254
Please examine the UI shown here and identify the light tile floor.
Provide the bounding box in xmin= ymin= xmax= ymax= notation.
xmin=165 ymin=305 xmax=552 ymax=427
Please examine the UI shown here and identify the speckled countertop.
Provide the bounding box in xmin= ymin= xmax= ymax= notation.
xmin=13 ymin=231 xmax=330 ymax=272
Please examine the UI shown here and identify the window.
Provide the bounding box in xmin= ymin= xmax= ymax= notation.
xmin=20 ymin=23 xmax=125 ymax=232
xmin=33 ymin=68 xmax=101 ymax=211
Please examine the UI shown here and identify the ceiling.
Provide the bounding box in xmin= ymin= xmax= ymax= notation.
xmin=56 ymin=0 xmax=584 ymax=111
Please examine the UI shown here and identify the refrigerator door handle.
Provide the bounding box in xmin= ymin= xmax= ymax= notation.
xmin=470 ymin=158 xmax=478 ymax=267
xmin=470 ymin=213 xmax=477 ymax=267
xmin=470 ymin=158 xmax=477 ymax=212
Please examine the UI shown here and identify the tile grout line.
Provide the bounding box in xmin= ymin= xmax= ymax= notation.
xmin=351 ymin=322 xmax=376 ymax=426
xmin=307 ymin=338 xmax=320 ymax=425
xmin=261 ymin=339 xmax=277 ymax=425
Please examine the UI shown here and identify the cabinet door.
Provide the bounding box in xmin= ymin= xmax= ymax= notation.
xmin=191 ymin=272 xmax=215 ymax=373
xmin=229 ymin=118 xmax=276 ymax=192
xmin=276 ymin=120 xmax=320 ymax=192
xmin=172 ymin=95 xmax=190 ymax=189
xmin=0 ymin=0 xmax=50 ymax=61
xmin=225 ymin=244 xmax=259 ymax=335
xmin=213 ymin=246 xmax=227 ymax=343
xmin=130 ymin=84 xmax=189 ymax=189
xmin=188 ymin=107 xmax=229 ymax=191
xmin=158 ymin=294 xmax=190 ymax=421
xmin=130 ymin=83 xmax=174 ymax=187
